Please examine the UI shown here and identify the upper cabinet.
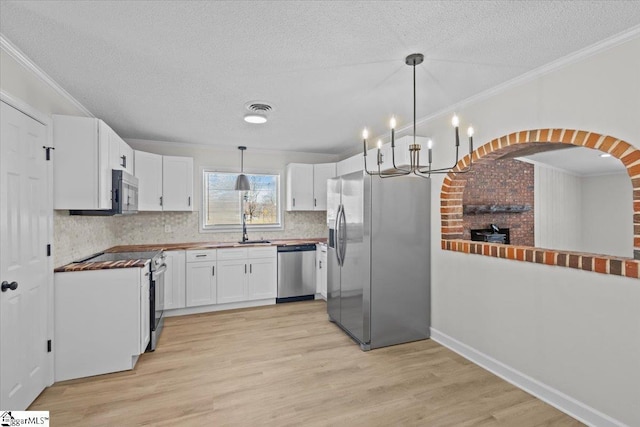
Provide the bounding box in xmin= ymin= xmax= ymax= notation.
xmin=312 ymin=163 xmax=336 ymax=211
xmin=286 ymin=163 xmax=314 ymax=210
xmin=134 ymin=152 xmax=194 ymax=212
xmin=286 ymin=162 xmax=336 ymax=211
xmin=162 ymin=156 xmax=194 ymax=211
xmin=53 ymin=115 xmax=134 ymax=210
xmin=134 ymin=151 xmax=163 ymax=211
xmin=109 ymin=130 xmax=134 ymax=175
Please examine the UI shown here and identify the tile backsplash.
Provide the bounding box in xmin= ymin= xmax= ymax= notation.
xmin=54 ymin=210 xmax=328 ymax=267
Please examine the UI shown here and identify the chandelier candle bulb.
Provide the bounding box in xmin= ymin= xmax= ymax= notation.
xmin=377 ymin=140 xmax=383 ymax=165
xmin=362 ymin=128 xmax=369 ymax=156
xmin=467 ymin=125 xmax=474 ymax=155
xmin=452 ymin=114 xmax=460 ymax=147
xmin=428 ymin=139 xmax=433 ymax=165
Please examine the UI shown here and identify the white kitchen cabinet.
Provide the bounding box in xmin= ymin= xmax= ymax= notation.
xmin=286 ymin=162 xmax=336 ymax=211
xmin=140 ymin=275 xmax=150 ymax=353
xmin=312 ymin=163 xmax=336 ymax=211
xmin=316 ymin=244 xmax=327 ymax=300
xmin=186 ymin=249 xmax=217 ymax=307
xmin=217 ymin=247 xmax=277 ymax=303
xmin=336 ymin=154 xmax=363 ymax=176
xmin=286 ymin=163 xmax=314 ymax=211
xmin=53 ymin=115 xmax=113 ymax=210
xmin=109 ymin=129 xmax=134 ymax=175
xmin=134 ymin=151 xmax=163 ymax=211
xmin=54 ymin=266 xmax=149 ymax=381
xmin=164 ymin=250 xmax=186 ymax=310
xmin=163 ymin=156 xmax=194 ymax=211
xmin=217 ymin=259 xmax=248 ymax=304
xmin=247 ymin=257 xmax=277 ymax=300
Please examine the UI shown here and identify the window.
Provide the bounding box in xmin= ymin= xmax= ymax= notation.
xmin=202 ymin=171 xmax=281 ymax=230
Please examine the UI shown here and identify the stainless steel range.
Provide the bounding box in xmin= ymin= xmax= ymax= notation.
xmin=78 ymin=250 xmax=166 ymax=351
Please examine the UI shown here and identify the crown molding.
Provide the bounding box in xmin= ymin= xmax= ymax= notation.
xmin=0 ymin=33 xmax=94 ymax=118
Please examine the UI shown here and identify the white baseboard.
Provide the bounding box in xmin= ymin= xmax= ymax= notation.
xmin=164 ymin=299 xmax=275 ymax=317
xmin=430 ymin=328 xmax=626 ymax=427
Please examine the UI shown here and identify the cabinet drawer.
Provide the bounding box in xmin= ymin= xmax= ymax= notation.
xmin=186 ymin=249 xmax=217 ymax=263
xmin=247 ymin=246 xmax=277 ymax=259
xmin=217 ymin=248 xmax=248 ymax=260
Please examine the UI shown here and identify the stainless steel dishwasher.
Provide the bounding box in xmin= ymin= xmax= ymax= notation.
xmin=277 ymin=244 xmax=316 ymax=303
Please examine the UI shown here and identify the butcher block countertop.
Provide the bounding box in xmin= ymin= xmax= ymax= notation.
xmin=55 ymin=238 xmax=327 ymax=272
xmin=105 ymin=238 xmax=326 ymax=252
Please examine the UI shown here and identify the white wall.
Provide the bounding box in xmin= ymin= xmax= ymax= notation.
xmin=535 ymin=165 xmax=583 ymax=252
xmin=419 ymin=35 xmax=640 ymax=426
xmin=582 ymin=172 xmax=633 ymax=257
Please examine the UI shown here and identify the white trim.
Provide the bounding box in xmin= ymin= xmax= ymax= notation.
xmin=164 ymin=299 xmax=275 ymax=317
xmin=430 ymin=328 xmax=627 ymax=427
xmin=0 ymin=91 xmax=48 ymax=125
xmin=339 ymin=25 xmax=640 ymax=159
xmin=126 ymin=138 xmax=340 ymax=160
xmin=0 ymin=33 xmax=94 ymax=118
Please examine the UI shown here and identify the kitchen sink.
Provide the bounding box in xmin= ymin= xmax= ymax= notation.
xmin=238 ymin=240 xmax=271 ymax=244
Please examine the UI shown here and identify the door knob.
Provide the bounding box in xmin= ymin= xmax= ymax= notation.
xmin=1 ymin=281 xmax=18 ymax=292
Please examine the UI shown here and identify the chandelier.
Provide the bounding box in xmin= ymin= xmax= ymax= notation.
xmin=362 ymin=53 xmax=475 ymax=178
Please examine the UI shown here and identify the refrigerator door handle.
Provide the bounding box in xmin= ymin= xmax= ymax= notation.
xmin=335 ymin=204 xmax=343 ymax=266
xmin=339 ymin=206 xmax=347 ymax=263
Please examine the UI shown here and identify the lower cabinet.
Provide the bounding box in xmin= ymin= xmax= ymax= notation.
xmin=164 ymin=250 xmax=186 ymax=309
xmin=180 ymin=246 xmax=277 ymax=309
xmin=217 ymin=259 xmax=247 ymax=304
xmin=248 ymin=257 xmax=277 ymax=300
xmin=217 ymin=247 xmax=277 ymax=303
xmin=316 ymin=244 xmax=327 ymax=299
xmin=186 ymin=249 xmax=217 ymax=307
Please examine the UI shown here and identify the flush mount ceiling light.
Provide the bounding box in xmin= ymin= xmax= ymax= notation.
xmin=362 ymin=53 xmax=476 ymax=179
xmin=600 ymin=153 xmax=612 ymax=158
xmin=234 ymin=146 xmax=251 ymax=191
xmin=243 ymin=102 xmax=272 ymax=124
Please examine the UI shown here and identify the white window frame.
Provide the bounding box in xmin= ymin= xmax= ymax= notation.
xmin=200 ymin=167 xmax=284 ymax=232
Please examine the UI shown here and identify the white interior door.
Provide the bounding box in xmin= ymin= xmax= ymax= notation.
xmin=1 ymin=101 xmax=50 ymax=409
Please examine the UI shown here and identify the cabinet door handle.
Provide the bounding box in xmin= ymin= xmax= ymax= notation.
xmin=250 ymin=264 xmax=252 ymax=274
xmin=245 ymin=264 xmax=247 ymax=274
xmin=314 ymin=198 xmax=317 ymax=207
xmin=188 ymin=196 xmax=191 ymax=207
xmin=121 ymin=155 xmax=126 ymax=168
xmin=293 ymin=197 xmax=295 ymax=207
xmin=196 ymin=254 xmax=207 ymax=258
xmin=319 ymin=260 xmax=322 ymax=269
xmin=160 ymin=196 xmax=163 ymax=206
xmin=212 ymin=266 xmax=215 ymax=276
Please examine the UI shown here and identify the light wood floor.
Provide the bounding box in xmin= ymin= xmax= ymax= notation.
xmin=30 ymin=300 xmax=582 ymax=426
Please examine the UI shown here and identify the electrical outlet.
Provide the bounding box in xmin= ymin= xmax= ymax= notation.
xmin=164 ymin=224 xmax=172 ymax=233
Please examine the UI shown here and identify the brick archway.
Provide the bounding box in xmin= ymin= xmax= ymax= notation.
xmin=440 ymin=128 xmax=640 ymax=279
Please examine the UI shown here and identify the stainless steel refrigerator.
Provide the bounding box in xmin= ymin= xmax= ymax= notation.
xmin=327 ymin=171 xmax=430 ymax=350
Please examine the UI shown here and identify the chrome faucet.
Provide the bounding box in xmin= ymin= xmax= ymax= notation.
xmin=242 ymin=213 xmax=249 ymax=242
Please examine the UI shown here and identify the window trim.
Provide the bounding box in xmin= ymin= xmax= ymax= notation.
xmin=199 ymin=167 xmax=284 ymax=233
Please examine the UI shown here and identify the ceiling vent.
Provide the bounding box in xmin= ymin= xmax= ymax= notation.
xmin=243 ymin=101 xmax=273 ymax=124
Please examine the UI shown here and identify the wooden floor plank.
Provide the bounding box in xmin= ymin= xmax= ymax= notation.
xmin=30 ymin=300 xmax=582 ymax=426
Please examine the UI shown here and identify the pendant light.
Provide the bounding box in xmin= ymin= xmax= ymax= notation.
xmin=234 ymin=146 xmax=251 ymax=191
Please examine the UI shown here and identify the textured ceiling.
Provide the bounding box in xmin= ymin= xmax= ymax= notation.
xmin=1 ymin=1 xmax=640 ymax=155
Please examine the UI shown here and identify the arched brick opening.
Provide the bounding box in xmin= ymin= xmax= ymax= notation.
xmin=440 ymin=129 xmax=640 ymax=279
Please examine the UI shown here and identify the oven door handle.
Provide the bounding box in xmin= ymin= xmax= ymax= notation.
xmin=153 ymin=265 xmax=167 ymax=276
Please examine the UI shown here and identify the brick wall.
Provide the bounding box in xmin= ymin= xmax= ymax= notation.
xmin=440 ymin=128 xmax=640 ymax=279
xmin=462 ymin=158 xmax=534 ymax=246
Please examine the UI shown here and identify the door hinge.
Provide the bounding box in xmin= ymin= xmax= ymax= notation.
xmin=47 ymin=339 xmax=52 ymax=353
xmin=47 ymin=244 xmax=51 ymax=257
xmin=42 ymin=146 xmax=55 ymax=161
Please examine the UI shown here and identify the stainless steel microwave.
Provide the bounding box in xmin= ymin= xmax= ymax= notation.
xmin=70 ymin=170 xmax=139 ymax=216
